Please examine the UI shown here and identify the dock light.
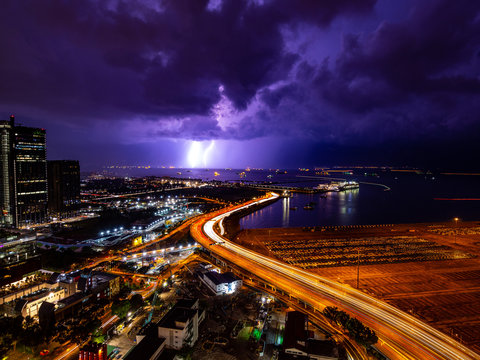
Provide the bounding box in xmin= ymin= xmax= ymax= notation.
xmin=106 ymin=230 xmax=110 ymax=234
xmin=123 ymin=257 xmax=127 ymax=261
xmin=100 ymin=232 xmax=104 ymax=236
xmin=114 ymin=228 xmax=117 ymax=232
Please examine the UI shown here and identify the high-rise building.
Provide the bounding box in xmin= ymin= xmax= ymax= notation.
xmin=0 ymin=116 xmax=15 ymax=226
xmin=0 ymin=115 xmax=47 ymax=227
xmin=47 ymin=160 xmax=80 ymax=217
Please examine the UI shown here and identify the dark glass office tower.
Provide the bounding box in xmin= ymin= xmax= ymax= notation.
xmin=0 ymin=116 xmax=47 ymax=227
xmin=47 ymin=160 xmax=80 ymax=217
xmin=13 ymin=124 xmax=47 ymax=226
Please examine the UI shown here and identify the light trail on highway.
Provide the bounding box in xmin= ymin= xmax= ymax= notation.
xmin=191 ymin=192 xmax=480 ymax=360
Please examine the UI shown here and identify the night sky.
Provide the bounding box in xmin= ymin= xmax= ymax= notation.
xmin=1 ymin=0 xmax=479 ymax=170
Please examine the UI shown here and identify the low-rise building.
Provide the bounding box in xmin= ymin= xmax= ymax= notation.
xmin=79 ymin=271 xmax=120 ymax=299
xmin=157 ymin=298 xmax=204 ymax=350
xmin=125 ymin=324 xmax=166 ymax=360
xmin=39 ymin=292 xmax=92 ymax=329
xmin=79 ymin=342 xmax=108 ymax=360
xmin=13 ymin=286 xmax=67 ymax=317
xmin=200 ymin=271 xmax=242 ymax=295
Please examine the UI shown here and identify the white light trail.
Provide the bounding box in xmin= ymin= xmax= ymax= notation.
xmin=199 ymin=193 xmax=479 ymax=360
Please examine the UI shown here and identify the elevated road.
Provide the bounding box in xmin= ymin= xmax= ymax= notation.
xmin=191 ymin=193 xmax=480 ymax=360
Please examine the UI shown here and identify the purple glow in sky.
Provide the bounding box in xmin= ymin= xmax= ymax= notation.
xmin=0 ymin=0 xmax=479 ymax=169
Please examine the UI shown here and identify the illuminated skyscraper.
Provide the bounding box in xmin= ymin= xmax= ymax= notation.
xmin=0 ymin=116 xmax=15 ymax=225
xmin=0 ymin=115 xmax=47 ymax=227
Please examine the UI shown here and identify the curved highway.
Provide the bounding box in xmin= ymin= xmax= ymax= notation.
xmin=191 ymin=192 xmax=480 ymax=360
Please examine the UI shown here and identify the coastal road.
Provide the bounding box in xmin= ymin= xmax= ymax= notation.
xmin=191 ymin=192 xmax=480 ymax=360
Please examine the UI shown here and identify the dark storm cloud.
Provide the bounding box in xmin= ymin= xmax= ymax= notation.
xmin=254 ymin=0 xmax=480 ymax=144
xmin=1 ymin=0 xmax=479 ymax=168
xmin=0 ymin=0 xmax=374 ymax=123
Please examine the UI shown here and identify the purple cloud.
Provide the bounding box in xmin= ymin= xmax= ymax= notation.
xmin=0 ymin=0 xmax=479 ymax=168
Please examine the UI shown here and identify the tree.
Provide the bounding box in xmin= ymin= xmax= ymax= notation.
xmin=20 ymin=316 xmax=43 ymax=349
xmin=92 ymin=327 xmax=106 ymax=344
xmin=323 ymin=306 xmax=339 ymax=320
xmin=178 ymin=345 xmax=194 ymax=360
xmin=130 ymin=294 xmax=144 ymax=311
xmin=335 ymin=310 xmax=350 ymax=327
xmin=111 ymin=300 xmax=131 ymax=319
xmin=322 ymin=307 xmax=378 ymax=347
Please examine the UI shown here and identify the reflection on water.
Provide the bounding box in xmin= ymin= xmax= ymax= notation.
xmin=240 ymin=177 xmax=480 ymax=229
xmin=282 ymin=197 xmax=290 ymax=227
xmin=242 ymin=189 xmax=362 ymax=228
xmin=105 ymin=167 xmax=480 ymax=229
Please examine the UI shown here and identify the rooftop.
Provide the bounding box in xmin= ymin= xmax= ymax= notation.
xmin=91 ymin=271 xmax=119 ymax=281
xmin=283 ymin=311 xmax=307 ymax=351
xmin=175 ymin=298 xmax=198 ymax=310
xmin=157 ymin=307 xmax=197 ymax=330
xmin=124 ymin=335 xmax=165 ymax=360
xmin=156 ymin=299 xmax=199 ymax=330
xmin=57 ymin=292 xmax=89 ymax=307
xmin=204 ymin=271 xmax=239 ymax=285
xmin=306 ymin=339 xmax=338 ymax=358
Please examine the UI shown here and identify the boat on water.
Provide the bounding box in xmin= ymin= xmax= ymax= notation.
xmin=290 ymin=206 xmax=298 ymax=211
xmin=214 ymin=171 xmax=220 ymax=176
xmin=316 ymin=181 xmax=359 ymax=192
xmin=267 ymin=175 xmax=273 ymax=178
xmin=341 ymin=181 xmax=359 ymax=190
xmin=238 ymin=172 xmax=246 ymax=178
xmin=177 ymin=172 xmax=182 ymax=175
xmin=304 ymin=205 xmax=314 ymax=210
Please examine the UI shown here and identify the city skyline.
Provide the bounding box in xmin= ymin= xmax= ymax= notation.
xmin=1 ymin=0 xmax=479 ymax=170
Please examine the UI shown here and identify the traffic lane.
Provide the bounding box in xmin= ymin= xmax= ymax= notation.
xmin=190 ymin=199 xmax=477 ymax=360
xmin=199 ymin=200 xmax=478 ymax=360
xmin=194 ymin=224 xmax=433 ymax=360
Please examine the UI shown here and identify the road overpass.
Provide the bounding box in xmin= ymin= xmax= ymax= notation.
xmin=191 ymin=192 xmax=480 ymax=360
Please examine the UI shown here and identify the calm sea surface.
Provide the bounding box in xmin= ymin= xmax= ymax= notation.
xmin=104 ymin=168 xmax=480 ymax=229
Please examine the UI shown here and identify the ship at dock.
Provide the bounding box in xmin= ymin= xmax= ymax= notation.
xmin=316 ymin=181 xmax=359 ymax=192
